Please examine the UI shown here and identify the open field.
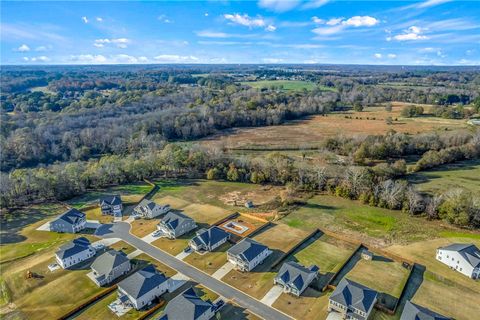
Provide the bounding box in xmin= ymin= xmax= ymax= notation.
xmin=201 ymin=103 xmax=467 ymax=150
xmin=83 ymin=206 xmax=113 ymax=224
xmin=66 ymin=182 xmax=152 ymax=208
xmin=181 ymin=203 xmax=231 ymax=226
xmin=240 ymin=80 xmax=333 ymax=92
xmin=183 ymin=242 xmax=232 ymax=274
xmin=151 ymin=230 xmax=196 ymax=256
xmin=283 ymin=194 xmax=480 ymax=246
xmin=74 ymin=291 xmax=146 ymax=320
xmin=130 ymin=218 xmax=161 ymax=238
xmin=408 ymin=159 xmax=480 ymax=195
xmin=273 ymin=288 xmax=331 ymax=320
xmin=252 ymin=222 xmax=311 ymax=254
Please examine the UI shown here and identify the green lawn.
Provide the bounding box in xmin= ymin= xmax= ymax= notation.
xmin=240 ymin=80 xmax=337 ymax=92
xmin=408 ymin=159 xmax=480 ymax=195
xmin=183 ymin=242 xmax=231 ymax=274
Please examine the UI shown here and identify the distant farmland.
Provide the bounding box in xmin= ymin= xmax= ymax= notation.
xmin=240 ymin=80 xmax=336 ymax=92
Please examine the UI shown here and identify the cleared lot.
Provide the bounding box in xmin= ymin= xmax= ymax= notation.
xmin=183 ymin=242 xmax=232 ymax=275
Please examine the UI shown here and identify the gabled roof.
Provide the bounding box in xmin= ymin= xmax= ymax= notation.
xmin=275 ymin=261 xmax=318 ymax=293
xmin=118 ymin=265 xmax=168 ymax=299
xmin=91 ymin=250 xmax=129 ymax=275
xmin=136 ymin=199 xmax=158 ymax=211
xmin=160 ymin=287 xmax=213 ymax=320
xmin=54 ymin=208 xmax=85 ymax=226
xmin=160 ymin=211 xmax=194 ymax=232
xmin=227 ymin=238 xmax=269 ymax=262
xmin=100 ymin=194 xmax=122 ymax=206
xmin=439 ymin=243 xmax=480 ymax=268
xmin=56 ymin=237 xmax=92 ymax=259
xmin=191 ymin=226 xmax=229 ymax=249
xmin=330 ymin=278 xmax=378 ymax=313
xmin=400 ymin=301 xmax=451 ymax=320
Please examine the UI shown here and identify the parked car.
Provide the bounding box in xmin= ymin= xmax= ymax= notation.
xmin=183 ymin=246 xmax=192 ymax=253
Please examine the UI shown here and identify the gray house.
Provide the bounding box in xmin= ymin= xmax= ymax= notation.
xmin=227 ymin=238 xmax=271 ymax=272
xmin=400 ymin=301 xmax=451 ymax=320
xmin=89 ymin=250 xmax=131 ymax=286
xmin=134 ymin=199 xmax=170 ymax=219
xmin=159 ymin=287 xmax=215 ymax=320
xmin=50 ymin=208 xmax=86 ymax=233
xmin=55 ymin=237 xmax=96 ymax=269
xmin=328 ymin=278 xmax=378 ymax=320
xmin=118 ymin=265 xmax=171 ymax=310
xmin=100 ymin=195 xmax=123 ymax=216
xmin=274 ymin=261 xmax=319 ymax=296
xmin=189 ymin=226 xmax=230 ymax=252
xmin=157 ymin=211 xmax=197 ymax=239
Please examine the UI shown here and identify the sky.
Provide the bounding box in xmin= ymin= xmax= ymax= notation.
xmin=1 ymin=0 xmax=479 ymax=65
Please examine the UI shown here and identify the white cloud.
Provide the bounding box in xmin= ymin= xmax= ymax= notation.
xmin=153 ymin=55 xmax=199 ymax=63
xmin=1 ymin=23 xmax=67 ymax=43
xmin=311 ymin=16 xmax=324 ymax=24
xmin=158 ymin=15 xmax=172 ymax=23
xmin=96 ymin=17 xmax=103 ymax=22
xmin=326 ymin=18 xmax=343 ymax=26
xmin=374 ymin=53 xmax=382 ymax=59
xmin=266 ymin=25 xmax=276 ymax=32
xmin=312 ymin=16 xmax=379 ymax=36
xmin=16 ymin=44 xmax=30 ymax=52
xmin=138 ymin=56 xmax=149 ymax=63
xmin=343 ymin=16 xmax=379 ymax=27
xmin=302 ymin=0 xmax=329 ymax=9
xmin=262 ymin=58 xmax=283 ymax=63
xmin=113 ymin=54 xmax=138 ymax=63
xmin=94 ymin=38 xmax=130 ymax=48
xmin=258 ymin=0 xmax=300 ymax=12
xmin=70 ymin=54 xmax=107 ymax=63
xmin=312 ymin=25 xmax=345 ymax=35
xmin=387 ymin=53 xmax=397 ymax=58
xmin=417 ymin=0 xmax=452 ymax=9
xmin=204 ymin=13 xmax=209 ymax=17
xmin=82 ymin=16 xmax=89 ymax=24
xmin=34 ymin=45 xmax=50 ymax=52
xmin=30 ymin=56 xmax=50 ymax=62
xmin=23 ymin=57 xmax=29 ymax=61
xmin=223 ymin=14 xmax=271 ymax=30
xmin=389 ymin=26 xmax=428 ymax=41
xmin=196 ymin=30 xmax=229 ymax=38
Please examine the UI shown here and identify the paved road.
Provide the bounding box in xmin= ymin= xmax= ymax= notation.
xmin=95 ymin=223 xmax=292 ymax=320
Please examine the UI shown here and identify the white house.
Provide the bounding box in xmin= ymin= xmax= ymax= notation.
xmin=157 ymin=211 xmax=196 ymax=239
xmin=50 ymin=208 xmax=86 ymax=233
xmin=134 ymin=199 xmax=170 ymax=219
xmin=227 ymin=238 xmax=271 ymax=272
xmin=55 ymin=237 xmax=96 ymax=269
xmin=436 ymin=243 xmax=480 ymax=279
xmin=118 ymin=265 xmax=171 ymax=310
xmin=189 ymin=226 xmax=230 ymax=252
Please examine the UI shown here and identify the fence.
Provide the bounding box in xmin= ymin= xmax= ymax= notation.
xmin=58 ymin=285 xmax=117 ymax=320
xmin=137 ymin=299 xmax=166 ymax=320
xmin=324 ymin=244 xmax=364 ymax=292
xmin=212 ymin=212 xmax=240 ymax=227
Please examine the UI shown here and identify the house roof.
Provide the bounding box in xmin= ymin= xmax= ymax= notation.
xmin=275 ymin=261 xmax=318 ymax=293
xmin=135 ymin=199 xmax=158 ymax=211
xmin=118 ymin=265 xmax=168 ymax=299
xmin=160 ymin=211 xmax=194 ymax=232
xmin=91 ymin=250 xmax=129 ymax=275
xmin=191 ymin=226 xmax=229 ymax=249
xmin=330 ymin=278 xmax=378 ymax=313
xmin=100 ymin=194 xmax=122 ymax=206
xmin=400 ymin=301 xmax=451 ymax=320
xmin=160 ymin=287 xmax=213 ymax=320
xmin=227 ymin=238 xmax=269 ymax=263
xmin=439 ymin=243 xmax=480 ymax=268
xmin=56 ymin=237 xmax=92 ymax=259
xmin=54 ymin=208 xmax=85 ymax=226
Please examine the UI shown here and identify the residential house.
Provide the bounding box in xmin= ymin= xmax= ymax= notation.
xmin=328 ymin=278 xmax=378 ymax=320
xmin=436 ymin=243 xmax=480 ymax=279
xmin=157 ymin=211 xmax=197 ymax=239
xmin=50 ymin=208 xmax=86 ymax=233
xmin=159 ymin=287 xmax=215 ymax=320
xmin=99 ymin=195 xmax=123 ymax=217
xmin=400 ymin=301 xmax=451 ymax=320
xmin=189 ymin=226 xmax=230 ymax=252
xmin=118 ymin=265 xmax=171 ymax=310
xmin=134 ymin=199 xmax=170 ymax=219
xmin=227 ymin=238 xmax=271 ymax=272
xmin=274 ymin=261 xmax=319 ymax=296
xmin=89 ymin=250 xmax=131 ymax=286
xmin=55 ymin=237 xmax=96 ymax=269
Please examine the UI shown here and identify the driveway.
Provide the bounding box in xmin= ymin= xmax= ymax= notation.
xmin=95 ymin=223 xmax=292 ymax=320
xmin=260 ymin=285 xmax=284 ymax=306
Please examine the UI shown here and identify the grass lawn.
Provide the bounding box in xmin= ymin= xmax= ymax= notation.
xmin=283 ymin=194 xmax=474 ymax=246
xmin=151 ymin=230 xmax=195 ymax=256
xmin=130 ymin=218 xmax=161 ymax=238
xmin=273 ymin=288 xmax=331 ymax=320
xmin=181 ymin=203 xmax=232 ymax=226
xmin=183 ymin=242 xmax=231 ymax=274
xmin=74 ymin=291 xmax=147 ymax=320
xmin=131 ymin=253 xmax=177 ymax=277
xmin=252 ymin=222 xmax=311 ymax=254
xmin=240 ymin=80 xmax=335 ymax=92
xmin=83 ymin=206 xmax=113 ymax=224
xmin=408 ymin=159 xmax=480 ymax=195
xmin=108 ymin=241 xmax=136 ymax=255
xmin=218 ymin=303 xmax=262 ymax=320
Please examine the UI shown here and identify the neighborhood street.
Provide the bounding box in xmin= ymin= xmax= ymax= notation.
xmin=95 ymin=222 xmax=293 ymax=320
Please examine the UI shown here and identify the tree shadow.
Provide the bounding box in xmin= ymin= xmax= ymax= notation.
xmin=0 ymin=208 xmax=48 ymax=244
xmin=395 ymin=264 xmax=426 ymax=314
xmin=372 ymin=254 xmax=394 ymax=263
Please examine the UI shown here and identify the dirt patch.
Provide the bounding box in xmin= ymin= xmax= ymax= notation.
xmin=219 ymin=186 xmax=280 ymax=207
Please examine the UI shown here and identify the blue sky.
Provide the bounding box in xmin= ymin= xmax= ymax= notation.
xmin=1 ymin=0 xmax=479 ymax=65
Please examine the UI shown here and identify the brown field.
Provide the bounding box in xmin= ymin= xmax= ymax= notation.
xmin=183 ymin=242 xmax=231 ymax=274
xmin=108 ymin=240 xmax=136 ymax=255
xmin=252 ymin=222 xmax=311 ymax=253
xmin=130 ymin=218 xmax=161 ymax=238
xmin=181 ymin=203 xmax=233 ymax=226
xmin=273 ymin=288 xmax=331 ymax=320
xmin=201 ymin=103 xmax=466 ymax=150
xmin=154 ymin=195 xmax=190 ymax=210
xmin=151 ymin=230 xmax=196 ymax=256
xmin=83 ymin=206 xmax=113 ymax=224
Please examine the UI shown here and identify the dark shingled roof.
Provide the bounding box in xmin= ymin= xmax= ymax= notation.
xmin=56 ymin=237 xmax=92 ymax=259
xmin=136 ymin=199 xmax=158 ymax=211
xmin=439 ymin=243 xmax=480 ymax=268
xmin=330 ymin=278 xmax=378 ymax=313
xmin=118 ymin=265 xmax=168 ymax=299
xmin=160 ymin=211 xmax=194 ymax=232
xmin=191 ymin=226 xmax=229 ymax=249
xmin=160 ymin=287 xmax=213 ymax=320
xmin=91 ymin=250 xmax=129 ymax=276
xmin=100 ymin=194 xmax=122 ymax=206
xmin=227 ymin=238 xmax=269 ymax=263
xmin=55 ymin=208 xmax=85 ymax=226
xmin=275 ymin=261 xmax=318 ymax=293
xmin=400 ymin=301 xmax=452 ymax=320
